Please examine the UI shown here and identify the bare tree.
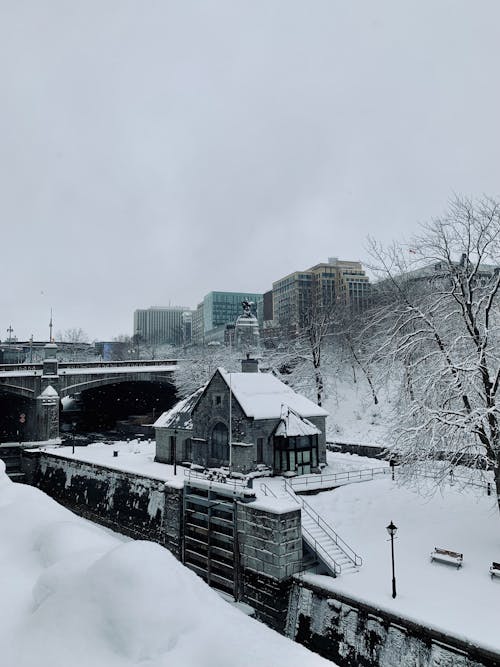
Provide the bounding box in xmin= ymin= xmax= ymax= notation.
xmin=334 ymin=306 xmax=379 ymax=405
xmin=173 ymin=344 xmax=240 ymax=398
xmin=367 ymin=196 xmax=500 ymax=511
xmin=56 ymin=327 xmax=89 ymax=343
xmin=262 ymin=302 xmax=335 ymax=406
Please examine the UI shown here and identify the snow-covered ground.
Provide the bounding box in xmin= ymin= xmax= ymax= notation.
xmin=323 ymin=372 xmax=394 ymax=445
xmin=0 ymin=460 xmax=331 ymax=667
xmin=304 ymin=475 xmax=500 ymax=652
xmin=43 ymin=440 xmax=183 ymax=484
xmin=36 ymin=441 xmax=500 ymax=653
xmin=42 ymin=440 xmax=386 ymax=474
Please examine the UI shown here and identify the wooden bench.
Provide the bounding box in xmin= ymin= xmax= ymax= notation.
xmin=490 ymin=562 xmax=500 ymax=578
xmin=430 ymin=548 xmax=463 ymax=569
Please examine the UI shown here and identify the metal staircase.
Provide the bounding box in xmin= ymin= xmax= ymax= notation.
xmin=283 ymin=480 xmax=362 ymax=577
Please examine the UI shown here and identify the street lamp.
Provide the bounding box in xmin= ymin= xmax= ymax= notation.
xmin=386 ymin=521 xmax=398 ymax=599
xmin=71 ymin=421 xmax=77 ymax=454
xmin=173 ymin=428 xmax=178 ymax=476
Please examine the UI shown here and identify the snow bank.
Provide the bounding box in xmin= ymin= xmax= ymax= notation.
xmin=0 ymin=463 xmax=331 ymax=667
xmin=306 ymin=475 xmax=500 ymax=651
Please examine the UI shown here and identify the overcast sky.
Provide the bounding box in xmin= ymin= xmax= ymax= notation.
xmin=1 ymin=1 xmax=500 ymax=341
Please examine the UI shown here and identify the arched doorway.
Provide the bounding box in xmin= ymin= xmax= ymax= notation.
xmin=211 ymin=422 xmax=229 ymax=461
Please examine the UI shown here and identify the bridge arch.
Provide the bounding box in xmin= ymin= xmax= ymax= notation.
xmin=58 ymin=374 xmax=175 ymax=397
xmin=0 ymin=384 xmax=35 ymax=400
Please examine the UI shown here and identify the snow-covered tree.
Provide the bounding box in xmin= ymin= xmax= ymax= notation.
xmin=173 ymin=344 xmax=240 ymax=398
xmin=262 ymin=302 xmax=336 ymax=406
xmin=367 ymin=196 xmax=500 ymax=510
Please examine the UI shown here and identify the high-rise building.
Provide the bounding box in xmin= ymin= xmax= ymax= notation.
xmin=133 ymin=307 xmax=193 ymax=347
xmin=202 ymin=291 xmax=263 ymax=337
xmin=191 ymin=302 xmax=205 ymax=346
xmin=272 ymin=257 xmax=370 ymax=333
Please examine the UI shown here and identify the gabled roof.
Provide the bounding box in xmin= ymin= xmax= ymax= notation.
xmin=154 ymin=386 xmax=205 ymax=430
xmin=40 ymin=385 xmax=58 ymax=397
xmin=275 ymin=405 xmax=321 ymax=437
xmin=218 ymin=368 xmax=328 ymax=420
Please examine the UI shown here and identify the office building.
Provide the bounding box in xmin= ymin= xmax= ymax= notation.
xmin=197 ymin=291 xmax=261 ymax=343
xmin=133 ymin=307 xmax=193 ymax=347
xmin=272 ymin=257 xmax=370 ymax=334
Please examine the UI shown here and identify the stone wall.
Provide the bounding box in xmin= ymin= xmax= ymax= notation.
xmin=237 ymin=503 xmax=303 ymax=580
xmin=237 ymin=501 xmax=303 ymax=631
xmin=155 ymin=427 xmax=191 ymax=464
xmin=24 ymin=450 xmax=183 ymax=557
xmin=192 ymin=371 xmax=250 ymax=468
xmin=286 ymin=579 xmax=499 ymax=667
xmin=328 ymin=441 xmax=386 ymax=459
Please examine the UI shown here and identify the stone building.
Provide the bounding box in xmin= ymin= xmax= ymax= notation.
xmin=154 ymin=358 xmax=327 ymax=475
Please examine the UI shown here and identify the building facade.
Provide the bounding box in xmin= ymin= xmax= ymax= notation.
xmin=203 ymin=291 xmax=263 ymax=335
xmin=272 ymin=257 xmax=370 ymax=334
xmin=133 ymin=307 xmax=193 ymax=347
xmin=154 ymin=358 xmax=327 ymax=475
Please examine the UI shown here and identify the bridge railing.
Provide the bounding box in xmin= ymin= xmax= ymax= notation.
xmin=0 ymin=359 xmax=178 ymax=373
xmin=58 ymin=359 xmax=178 ymax=369
xmin=0 ymin=363 xmax=43 ymax=372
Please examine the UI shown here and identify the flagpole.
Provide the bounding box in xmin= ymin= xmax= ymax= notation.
xmin=229 ymin=371 xmax=232 ymax=473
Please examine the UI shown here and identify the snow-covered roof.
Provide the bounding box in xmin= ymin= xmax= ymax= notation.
xmin=154 ymin=386 xmax=205 ymax=430
xmin=40 ymin=385 xmax=58 ymax=397
xmin=275 ymin=406 xmax=321 ymax=437
xmin=218 ymin=369 xmax=328 ymax=420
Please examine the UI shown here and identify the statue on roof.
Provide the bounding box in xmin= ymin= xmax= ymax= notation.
xmin=241 ymin=300 xmax=254 ymax=318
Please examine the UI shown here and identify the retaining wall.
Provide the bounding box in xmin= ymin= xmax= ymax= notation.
xmin=23 ymin=450 xmax=183 ymax=557
xmin=286 ymin=579 xmax=499 ymax=667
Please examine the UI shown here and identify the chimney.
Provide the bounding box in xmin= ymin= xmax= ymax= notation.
xmin=241 ymin=353 xmax=259 ymax=373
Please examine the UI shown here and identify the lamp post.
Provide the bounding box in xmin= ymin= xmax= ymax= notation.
xmin=386 ymin=520 xmax=397 ymax=599
xmin=173 ymin=428 xmax=178 ymax=476
xmin=71 ymin=421 xmax=77 ymax=454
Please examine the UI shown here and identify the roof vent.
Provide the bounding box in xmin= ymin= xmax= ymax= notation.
xmin=241 ymin=353 xmax=259 ymax=373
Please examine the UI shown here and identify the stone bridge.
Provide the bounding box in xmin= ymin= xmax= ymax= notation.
xmin=0 ymin=344 xmax=177 ymax=442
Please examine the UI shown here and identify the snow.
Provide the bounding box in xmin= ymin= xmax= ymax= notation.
xmin=323 ymin=371 xmax=394 ymax=445
xmin=42 ymin=440 xmax=186 ymax=485
xmin=303 ymin=472 xmax=500 ymax=652
xmin=40 ymin=384 xmax=58 ymax=397
xmin=0 ymin=459 xmax=332 ymax=667
xmin=219 ymin=368 xmax=328 ymax=420
xmin=154 ymin=386 xmax=204 ymax=429
xmin=275 ymin=405 xmax=321 ymax=437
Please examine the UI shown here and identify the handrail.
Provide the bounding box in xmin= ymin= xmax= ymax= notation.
xmin=288 ymin=466 xmax=390 ymax=491
xmin=299 ymin=494 xmax=363 ymax=567
xmin=301 ymin=524 xmax=342 ymax=576
xmin=184 ymin=468 xmax=247 ymax=489
xmin=259 ymin=483 xmax=278 ymax=498
xmin=283 ymin=480 xmax=363 ymax=568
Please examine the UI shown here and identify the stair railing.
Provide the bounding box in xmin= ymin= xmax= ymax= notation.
xmin=301 ymin=524 xmax=342 ymax=576
xmin=283 ymin=479 xmax=363 ymax=568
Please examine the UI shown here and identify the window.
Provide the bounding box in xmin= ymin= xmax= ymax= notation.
xmin=257 ymin=437 xmax=264 ymax=463
xmin=184 ymin=438 xmax=192 ymax=460
xmin=273 ymin=433 xmax=319 ymax=475
xmin=213 ymin=394 xmax=222 ymax=406
xmin=169 ymin=435 xmax=177 ymax=464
